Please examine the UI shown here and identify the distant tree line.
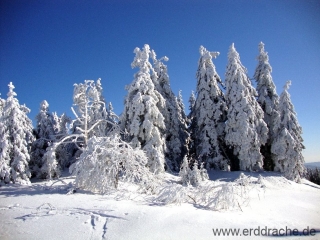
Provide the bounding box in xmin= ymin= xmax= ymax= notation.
xmin=304 ymin=168 xmax=320 ymax=185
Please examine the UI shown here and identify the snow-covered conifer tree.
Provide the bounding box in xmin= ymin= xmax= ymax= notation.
xmin=189 ymin=161 xmax=202 ymax=187
xmin=271 ymin=81 xmax=305 ymax=182
xmin=253 ymin=42 xmax=280 ymax=170
xmin=30 ymin=101 xmax=55 ymax=176
xmin=121 ymin=44 xmax=165 ymax=174
xmin=187 ymin=91 xmax=197 ymax=159
xmin=0 ymin=82 xmax=34 ymax=184
xmin=151 ymin=52 xmax=188 ymax=170
xmin=30 ymin=100 xmax=61 ymax=178
xmin=179 ymin=156 xmax=191 ymax=186
xmin=189 ymin=91 xmax=196 ymax=111
xmin=0 ymin=121 xmax=10 ymax=183
xmin=176 ymin=90 xmax=190 ymax=161
xmin=191 ymin=46 xmax=228 ymax=170
xmin=0 ymin=94 xmax=5 ymax=115
xmin=34 ymin=101 xmax=55 ymax=139
xmin=225 ymin=44 xmax=268 ymax=171
xmin=52 ymin=112 xmax=70 ymax=136
xmin=0 ymin=94 xmax=6 ymax=181
xmin=177 ymin=90 xmax=187 ymax=122
xmin=107 ymin=102 xmax=119 ymax=124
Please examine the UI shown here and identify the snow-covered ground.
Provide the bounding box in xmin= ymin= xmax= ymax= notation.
xmin=1 ymin=170 xmax=319 ymax=240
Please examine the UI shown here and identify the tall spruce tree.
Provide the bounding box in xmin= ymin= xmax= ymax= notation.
xmin=120 ymin=44 xmax=165 ymax=174
xmin=151 ymin=52 xmax=188 ymax=171
xmin=0 ymin=94 xmax=5 ymax=114
xmin=176 ymin=90 xmax=190 ymax=162
xmin=0 ymin=121 xmax=10 ymax=183
xmin=192 ymin=46 xmax=228 ymax=170
xmin=0 ymin=82 xmax=34 ymax=184
xmin=271 ymin=81 xmax=305 ymax=182
xmin=187 ymin=91 xmax=197 ymax=160
xmin=254 ymin=42 xmax=280 ymax=171
xmin=225 ymin=44 xmax=268 ymax=171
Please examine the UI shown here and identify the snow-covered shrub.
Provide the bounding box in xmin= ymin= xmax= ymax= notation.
xmin=225 ymin=44 xmax=268 ymax=171
xmin=179 ymin=156 xmax=208 ymax=187
xmin=256 ymin=174 xmax=292 ymax=189
xmin=156 ymin=184 xmax=190 ymax=205
xmin=179 ymin=156 xmax=190 ymax=186
xmin=200 ymin=173 xmax=253 ymax=211
xmin=70 ymin=135 xmax=157 ymax=194
xmin=271 ymin=81 xmax=305 ymax=183
xmin=199 ymin=162 xmax=209 ymax=181
xmin=189 ymin=161 xmax=203 ymax=187
xmin=156 ymin=172 xmax=255 ymax=211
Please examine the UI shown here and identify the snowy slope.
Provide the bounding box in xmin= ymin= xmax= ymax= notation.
xmin=0 ymin=171 xmax=319 ymax=240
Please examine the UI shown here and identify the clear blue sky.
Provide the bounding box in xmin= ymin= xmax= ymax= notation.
xmin=1 ymin=0 xmax=319 ymax=163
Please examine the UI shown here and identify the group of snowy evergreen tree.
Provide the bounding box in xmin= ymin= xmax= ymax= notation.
xmin=0 ymin=42 xmax=305 ymax=186
xmin=187 ymin=42 xmax=304 ymax=182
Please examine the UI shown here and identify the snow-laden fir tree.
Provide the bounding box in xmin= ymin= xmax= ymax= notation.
xmin=176 ymin=90 xmax=190 ymax=159
xmin=0 ymin=121 xmax=10 ymax=183
xmin=225 ymin=44 xmax=268 ymax=171
xmin=30 ymin=100 xmax=60 ymax=178
xmin=191 ymin=46 xmax=228 ymax=170
xmin=0 ymin=94 xmax=5 ymax=115
xmin=187 ymin=91 xmax=197 ymax=160
xmin=0 ymin=82 xmax=34 ymax=184
xmin=150 ymin=52 xmax=188 ymax=171
xmin=253 ymin=42 xmax=280 ymax=171
xmin=121 ymin=44 xmax=165 ymax=174
xmin=107 ymin=102 xmax=119 ymax=125
xmin=271 ymin=81 xmax=305 ymax=182
xmin=0 ymin=95 xmax=6 ymax=181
